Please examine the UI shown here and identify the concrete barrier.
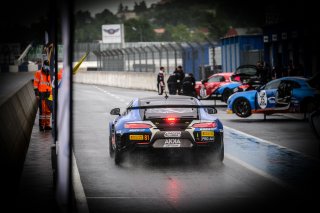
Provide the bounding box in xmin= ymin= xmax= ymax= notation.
xmin=74 ymin=70 xmax=169 ymax=91
xmin=0 ymin=79 xmax=37 ymax=197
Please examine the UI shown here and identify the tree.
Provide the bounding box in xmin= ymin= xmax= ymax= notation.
xmin=124 ymin=18 xmax=155 ymax=42
xmin=117 ymin=3 xmax=124 ymax=14
xmin=167 ymin=24 xmax=191 ymax=42
xmin=134 ymin=1 xmax=148 ymax=13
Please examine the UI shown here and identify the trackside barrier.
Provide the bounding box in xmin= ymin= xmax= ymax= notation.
xmin=0 ymin=80 xmax=38 ymax=198
xmin=74 ymin=70 xmax=169 ymax=91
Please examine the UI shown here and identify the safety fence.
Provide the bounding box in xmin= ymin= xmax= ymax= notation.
xmin=26 ymin=41 xmax=220 ymax=80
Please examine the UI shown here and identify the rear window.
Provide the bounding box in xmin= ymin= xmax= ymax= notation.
xmin=144 ymin=107 xmax=197 ymax=119
xmin=234 ymin=67 xmax=257 ymax=75
xmin=208 ymin=76 xmax=225 ymax=83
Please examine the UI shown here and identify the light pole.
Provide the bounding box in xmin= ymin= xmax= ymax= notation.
xmin=132 ymin=26 xmax=142 ymax=42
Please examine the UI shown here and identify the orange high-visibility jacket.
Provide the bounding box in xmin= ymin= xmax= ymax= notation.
xmin=34 ymin=69 xmax=52 ymax=93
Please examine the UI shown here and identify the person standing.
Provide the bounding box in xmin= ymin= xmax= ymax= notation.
xmin=182 ymin=73 xmax=196 ymax=97
xmin=34 ymin=60 xmax=52 ymax=131
xmin=173 ymin=65 xmax=185 ymax=95
xmin=157 ymin=67 xmax=165 ymax=95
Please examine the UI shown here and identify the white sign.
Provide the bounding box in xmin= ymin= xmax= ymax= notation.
xmin=102 ymin=24 xmax=122 ymax=43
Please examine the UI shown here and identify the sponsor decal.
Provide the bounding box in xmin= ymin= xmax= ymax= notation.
xmin=201 ymin=131 xmax=214 ymax=137
xmin=164 ymin=131 xmax=181 ymax=138
xmin=129 ymin=135 xmax=143 ymax=140
xmin=257 ymin=90 xmax=268 ymax=109
xmin=103 ymin=28 xmax=120 ymax=34
xmin=201 ymin=137 xmax=215 ymax=141
xmin=163 ymin=139 xmax=181 ymax=147
xmin=198 ymin=128 xmax=215 ymax=131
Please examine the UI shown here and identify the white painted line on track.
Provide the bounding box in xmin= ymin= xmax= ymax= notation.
xmin=224 ymin=125 xmax=319 ymax=162
xmin=225 ymin=154 xmax=292 ymax=190
xmin=92 ymin=85 xmax=128 ymax=103
xmin=72 ymin=152 xmax=90 ymax=213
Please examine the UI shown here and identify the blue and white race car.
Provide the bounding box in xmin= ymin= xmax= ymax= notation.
xmin=109 ymin=95 xmax=224 ymax=164
xmin=226 ymin=77 xmax=318 ymax=118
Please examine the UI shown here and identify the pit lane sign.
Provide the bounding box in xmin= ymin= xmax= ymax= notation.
xmin=102 ymin=24 xmax=124 ymax=43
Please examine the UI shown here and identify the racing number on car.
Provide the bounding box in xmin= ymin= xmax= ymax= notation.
xmin=200 ymin=88 xmax=207 ymax=97
xmin=257 ymin=90 xmax=268 ymax=109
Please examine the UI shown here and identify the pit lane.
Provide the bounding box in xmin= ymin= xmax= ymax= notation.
xmin=73 ymin=83 xmax=319 ymax=213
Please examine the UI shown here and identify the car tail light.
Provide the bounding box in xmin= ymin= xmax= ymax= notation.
xmin=165 ymin=117 xmax=178 ymax=122
xmin=192 ymin=122 xmax=216 ymax=128
xmin=124 ymin=123 xmax=152 ymax=129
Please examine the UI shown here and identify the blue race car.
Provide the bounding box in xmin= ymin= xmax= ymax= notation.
xmin=226 ymin=77 xmax=318 ymax=118
xmin=212 ymin=82 xmax=242 ymax=102
xmin=109 ymin=95 xmax=224 ymax=164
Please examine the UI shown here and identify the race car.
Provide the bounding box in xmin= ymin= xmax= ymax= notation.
xmin=109 ymin=95 xmax=224 ymax=164
xmin=195 ymin=72 xmax=233 ymax=99
xmin=226 ymin=77 xmax=318 ymax=118
xmin=211 ymin=81 xmax=242 ymax=102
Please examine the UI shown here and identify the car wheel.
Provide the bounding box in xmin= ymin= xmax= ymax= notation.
xmin=109 ymin=133 xmax=115 ymax=158
xmin=222 ymin=88 xmax=232 ymax=103
xmin=216 ymin=143 xmax=224 ymax=162
xmin=233 ymin=97 xmax=252 ymax=118
xmin=212 ymin=137 xmax=224 ymax=163
xmin=114 ymin=146 xmax=123 ymax=165
xmin=302 ymin=99 xmax=317 ymax=113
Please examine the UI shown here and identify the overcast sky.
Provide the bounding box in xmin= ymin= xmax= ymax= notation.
xmin=75 ymin=0 xmax=160 ymax=15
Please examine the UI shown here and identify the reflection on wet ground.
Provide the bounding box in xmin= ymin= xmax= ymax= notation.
xmin=224 ymin=127 xmax=320 ymax=190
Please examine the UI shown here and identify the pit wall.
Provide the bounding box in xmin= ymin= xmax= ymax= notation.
xmin=73 ymin=70 xmax=169 ymax=91
xmin=0 ymin=80 xmax=37 ymax=195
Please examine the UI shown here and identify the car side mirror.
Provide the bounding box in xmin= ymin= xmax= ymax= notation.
xmin=207 ymin=107 xmax=218 ymax=114
xmin=110 ymin=108 xmax=120 ymax=115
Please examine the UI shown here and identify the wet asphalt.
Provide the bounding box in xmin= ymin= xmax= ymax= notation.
xmin=73 ymin=83 xmax=320 ymax=213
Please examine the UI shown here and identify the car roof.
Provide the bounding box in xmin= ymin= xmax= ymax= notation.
xmin=209 ymin=72 xmax=233 ymax=78
xmin=236 ymin=64 xmax=257 ymax=69
xmin=139 ymin=95 xmax=198 ymax=106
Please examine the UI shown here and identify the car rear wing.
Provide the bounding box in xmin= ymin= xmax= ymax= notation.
xmin=127 ymin=104 xmax=217 ymax=120
xmin=128 ymin=104 xmax=217 ymax=114
xmin=128 ymin=104 xmax=216 ymax=109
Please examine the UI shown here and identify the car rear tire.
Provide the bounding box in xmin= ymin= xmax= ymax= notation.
xmin=217 ymin=143 xmax=224 ymax=162
xmin=212 ymin=139 xmax=224 ymax=163
xmin=109 ymin=134 xmax=115 ymax=158
xmin=114 ymin=147 xmax=123 ymax=165
xmin=222 ymin=88 xmax=232 ymax=103
xmin=233 ymin=97 xmax=252 ymax=118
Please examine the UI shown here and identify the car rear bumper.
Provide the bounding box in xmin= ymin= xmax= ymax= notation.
xmin=116 ymin=132 xmax=223 ymax=152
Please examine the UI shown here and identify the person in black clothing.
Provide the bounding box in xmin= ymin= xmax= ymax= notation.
xmin=256 ymin=61 xmax=268 ymax=84
xmin=157 ymin=66 xmax=165 ymax=95
xmin=182 ymin=73 xmax=196 ymax=97
xmin=173 ymin=65 xmax=185 ymax=95
xmin=167 ymin=74 xmax=177 ymax=95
